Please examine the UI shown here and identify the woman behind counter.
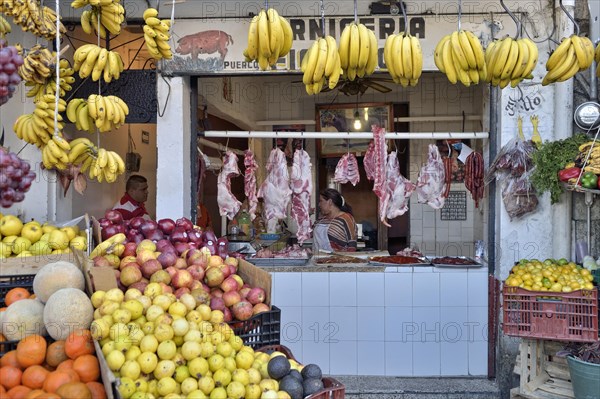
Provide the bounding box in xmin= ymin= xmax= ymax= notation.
xmin=314 ymin=188 xmax=358 ymax=252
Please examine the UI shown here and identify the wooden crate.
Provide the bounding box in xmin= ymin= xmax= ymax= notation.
xmin=510 ymin=339 xmax=574 ymax=399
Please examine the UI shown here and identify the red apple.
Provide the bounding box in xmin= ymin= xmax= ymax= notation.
xmin=98 ymin=218 xmax=112 ymax=229
xmin=222 ymin=307 xmax=233 ymax=322
xmin=172 ymin=269 xmax=193 ymax=289
xmin=222 ymin=290 xmax=241 ymax=307
xmin=220 ymin=276 xmax=240 ymax=293
xmin=210 ymin=288 xmax=224 ymax=298
xmin=173 ymin=242 xmax=191 ymax=255
xmin=93 ymin=256 xmax=111 ymax=268
xmin=252 ymin=303 xmax=270 ymax=315
xmin=210 ymin=296 xmax=225 ymax=312
xmin=189 ymin=280 xmax=203 ymax=291
xmin=200 ymin=283 xmax=211 ymax=293
xmin=174 ymin=257 xmax=188 ymax=270
xmin=174 ymin=287 xmax=191 ymax=298
xmin=231 ymin=301 xmax=253 ymax=321
xmin=146 ymin=229 xmax=165 ymax=241
xmin=137 ymin=249 xmax=156 ymax=264
xmin=228 ymin=264 xmax=237 ymax=277
xmin=140 ymin=220 xmax=159 ymax=237
xmin=176 ymin=217 xmax=194 ymax=231
xmin=120 ymin=262 xmax=140 ymax=271
xmin=122 ymin=242 xmax=138 ymax=257
xmin=156 ymin=239 xmax=173 ymax=252
xmin=128 ymin=216 xmax=145 ymax=230
xmin=159 ymin=282 xmax=173 ymax=294
xmin=129 ymin=281 xmax=148 ymax=293
xmin=157 ymin=218 xmax=176 ymax=235
xmin=187 ymin=265 xmax=205 ymax=281
xmin=165 ymin=266 xmax=177 ymax=279
xmin=246 ymin=287 xmax=266 ymax=305
xmin=188 ymin=229 xmax=203 ymax=245
xmin=170 ymin=228 xmax=189 ymax=244
xmin=105 ymin=210 xmax=124 ymax=225
xmin=204 ymin=266 xmax=225 ymax=288
xmin=102 ymin=224 xmax=121 ymax=240
xmin=157 ymin=251 xmax=177 ymax=268
xmin=239 ymin=287 xmax=251 ymax=299
xmin=141 ymin=259 xmax=162 ymax=279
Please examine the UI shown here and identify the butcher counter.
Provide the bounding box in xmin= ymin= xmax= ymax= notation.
xmin=251 ymin=254 xmax=491 ymax=378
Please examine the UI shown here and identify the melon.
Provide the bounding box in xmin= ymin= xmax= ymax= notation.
xmin=33 ymin=261 xmax=85 ymax=303
xmin=44 ymin=288 xmax=94 ymax=340
xmin=1 ymin=298 xmax=46 ymax=340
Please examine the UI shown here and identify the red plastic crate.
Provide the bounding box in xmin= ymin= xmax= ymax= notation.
xmin=502 ymin=285 xmax=598 ymax=342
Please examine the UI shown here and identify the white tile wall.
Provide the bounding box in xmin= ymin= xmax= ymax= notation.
xmin=301 ymin=306 xmax=330 ymax=342
xmin=303 ymin=341 xmax=330 ymax=374
xmin=357 ymin=307 xmax=385 ymax=341
xmin=329 ymin=341 xmax=357 ymax=374
xmin=385 ymin=342 xmax=413 ymax=376
xmin=357 ymin=273 xmax=384 ymax=306
xmin=301 ymin=273 xmax=329 ymax=306
xmin=441 ymin=341 xmax=469 ymax=376
xmin=413 ymin=273 xmax=440 ymax=306
xmin=384 ymin=273 xmax=412 ymax=306
xmin=279 ymin=306 xmax=302 ymax=344
xmin=413 ymin=342 xmax=441 ymax=376
xmin=329 ymin=273 xmax=357 ymax=306
xmin=439 ymin=272 xmax=468 ymax=306
xmin=467 ymin=307 xmax=489 ymax=342
xmin=468 ymin=270 xmax=489 ymax=308
xmin=468 ymin=341 xmax=488 ymax=376
xmin=411 ymin=306 xmax=440 ymax=343
xmin=329 ymin=306 xmax=357 ymax=341
xmin=440 ymin=307 xmax=469 ymax=342
xmin=384 ymin=307 xmax=412 ymax=342
xmin=358 ymin=341 xmax=385 ymax=376
xmin=272 ymin=272 xmax=302 ymax=306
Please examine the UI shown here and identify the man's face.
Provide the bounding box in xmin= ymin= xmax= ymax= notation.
xmin=130 ymin=183 xmax=148 ymax=203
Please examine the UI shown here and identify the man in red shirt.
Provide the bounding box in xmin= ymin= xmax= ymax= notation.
xmin=113 ymin=175 xmax=150 ymax=220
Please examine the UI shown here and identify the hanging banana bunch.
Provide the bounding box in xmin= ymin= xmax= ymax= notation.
xmin=68 ymin=137 xmax=126 ymax=183
xmin=142 ymin=8 xmax=174 ymax=60
xmin=243 ymin=8 xmax=293 ymax=71
xmin=72 ymin=44 xmax=124 ymax=82
xmin=596 ymin=42 xmax=600 ymax=77
xmin=383 ymin=32 xmax=422 ymax=87
xmin=338 ymin=22 xmax=378 ymax=81
xmin=13 ymin=95 xmax=66 ymax=149
xmin=300 ymin=36 xmax=342 ymax=95
xmin=73 ymin=0 xmax=125 ymax=38
xmin=543 ymin=34 xmax=595 ymax=86
xmin=434 ymin=30 xmax=487 ymax=87
xmin=1 ymin=0 xmax=66 ymax=40
xmin=483 ymin=36 xmax=538 ymax=88
xmin=17 ymin=44 xmax=55 ymax=85
xmin=24 ymin=59 xmax=75 ymax=101
xmin=65 ymin=98 xmax=97 ymax=134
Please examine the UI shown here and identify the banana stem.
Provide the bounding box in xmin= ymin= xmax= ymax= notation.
xmin=353 ymin=0 xmax=357 ymax=23
xmin=320 ymin=0 xmax=325 ymax=38
xmin=400 ymin=0 xmax=407 ymax=31
xmin=457 ymin=0 xmax=462 ymax=31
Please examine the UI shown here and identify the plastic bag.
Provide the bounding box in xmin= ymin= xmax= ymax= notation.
xmin=485 ymin=138 xmax=536 ymax=184
xmin=501 ymin=172 xmax=539 ymax=220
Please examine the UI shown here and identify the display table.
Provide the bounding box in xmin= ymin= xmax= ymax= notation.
xmin=260 ymin=259 xmax=490 ymax=377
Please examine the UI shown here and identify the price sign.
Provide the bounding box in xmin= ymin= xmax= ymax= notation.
xmin=440 ymin=191 xmax=467 ymax=221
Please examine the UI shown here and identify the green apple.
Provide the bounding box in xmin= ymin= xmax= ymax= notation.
xmin=12 ymin=236 xmax=31 ymax=255
xmin=29 ymin=240 xmax=52 ymax=256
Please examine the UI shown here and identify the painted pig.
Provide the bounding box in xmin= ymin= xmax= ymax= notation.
xmin=175 ymin=30 xmax=233 ymax=60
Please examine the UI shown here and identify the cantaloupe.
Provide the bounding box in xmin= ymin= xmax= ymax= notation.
xmin=43 ymin=288 xmax=94 ymax=340
xmin=33 ymin=261 xmax=85 ymax=303
xmin=1 ymin=299 xmax=46 ymax=340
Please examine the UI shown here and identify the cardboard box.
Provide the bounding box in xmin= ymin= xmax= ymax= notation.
xmin=0 ymin=252 xmax=82 ymax=276
xmin=237 ymin=258 xmax=272 ymax=306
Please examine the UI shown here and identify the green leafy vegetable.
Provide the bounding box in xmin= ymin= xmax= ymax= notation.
xmin=531 ymin=134 xmax=589 ymax=203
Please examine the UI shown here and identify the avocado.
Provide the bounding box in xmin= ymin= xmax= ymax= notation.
xmin=302 ymin=378 xmax=324 ymax=397
xmin=300 ymin=363 xmax=322 ymax=380
xmin=279 ymin=374 xmax=304 ymax=399
xmin=267 ymin=355 xmax=291 ymax=380
xmin=288 ymin=369 xmax=303 ymax=383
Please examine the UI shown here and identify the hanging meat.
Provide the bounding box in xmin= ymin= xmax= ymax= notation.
xmin=364 ymin=141 xmax=376 ymax=181
xmin=416 ymin=144 xmax=446 ymax=209
xmin=464 ymin=151 xmax=485 ymax=208
xmin=257 ymin=148 xmax=292 ymax=224
xmin=334 ymin=153 xmax=360 ymax=186
xmin=290 ymin=149 xmax=313 ymax=245
xmin=243 ymin=150 xmax=259 ymax=220
xmin=217 ymin=151 xmax=242 ymax=220
xmin=385 ymin=151 xmax=416 ymax=220
xmin=370 ymin=126 xmax=390 ymax=226
xmin=442 ymin=157 xmax=453 ymax=198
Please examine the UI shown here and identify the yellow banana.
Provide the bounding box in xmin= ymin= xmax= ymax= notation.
xmin=458 ymin=30 xmax=477 ymax=69
xmin=492 ymin=37 xmax=513 ymax=79
xmin=338 ymin=23 xmax=351 ymax=70
xmin=501 ymin=40 xmax=519 ymax=80
xmin=267 ymin=8 xmax=283 ymax=64
xmin=442 ymin=40 xmax=458 ymax=84
xmin=434 ymin=35 xmax=450 ymax=73
xmin=312 ymin=38 xmax=328 ymax=84
xmin=520 ymin=38 xmax=539 ymax=79
xmin=246 ymin=16 xmax=259 ymax=60
xmin=279 ymin=16 xmax=293 ymax=57
xmin=450 ymin=31 xmax=469 ymax=71
xmin=328 ymin=55 xmax=342 ymax=89
xmin=143 ymin=8 xmax=159 ymax=20
xmin=546 ymin=37 xmax=572 ymax=71
xmin=324 ymin=36 xmax=338 ymax=78
xmin=402 ymin=34 xmax=413 ymax=80
xmin=410 ymin=35 xmax=422 ymax=81
xmin=392 ymin=34 xmax=405 ymax=79
xmin=257 ymin=10 xmax=271 ymax=59
xmin=302 ymin=40 xmax=320 ymax=85
xmin=543 ymin=46 xmax=576 ymax=85
xmin=579 ymin=36 xmax=595 ymax=69
xmin=365 ymin=29 xmax=378 ymax=75
xmin=357 ymin=23 xmax=370 ymax=70
xmin=348 ymin=23 xmax=360 ymax=70
xmin=570 ymin=35 xmax=588 ymax=69
xmin=465 ymin=31 xmax=485 ymax=70
xmin=80 ymin=10 xmax=93 ymax=35
xmin=384 ymin=34 xmax=397 ymax=78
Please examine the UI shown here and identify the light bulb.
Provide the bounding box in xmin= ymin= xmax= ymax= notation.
xmin=353 ymin=118 xmax=362 ymax=130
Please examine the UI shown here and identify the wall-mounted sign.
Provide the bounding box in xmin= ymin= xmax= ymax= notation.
xmin=161 ymin=14 xmax=516 ymax=75
xmin=440 ymin=191 xmax=467 ymax=221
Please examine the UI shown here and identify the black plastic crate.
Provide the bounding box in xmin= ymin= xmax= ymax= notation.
xmin=0 ymin=274 xmax=35 ymax=307
xmin=227 ymin=305 xmax=281 ymax=349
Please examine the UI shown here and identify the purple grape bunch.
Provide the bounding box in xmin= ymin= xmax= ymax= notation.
xmin=0 ymin=147 xmax=36 ymax=208
xmin=0 ymin=38 xmax=24 ymax=107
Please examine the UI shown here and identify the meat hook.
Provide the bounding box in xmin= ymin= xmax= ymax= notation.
xmin=499 ymin=0 xmax=522 ymax=40
xmin=559 ymin=0 xmax=580 ymax=36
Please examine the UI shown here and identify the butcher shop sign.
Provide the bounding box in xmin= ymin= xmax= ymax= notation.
xmin=160 ymin=14 xmax=516 ymax=75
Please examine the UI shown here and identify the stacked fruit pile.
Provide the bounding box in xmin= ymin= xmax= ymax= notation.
xmin=0 ymin=39 xmax=23 ymax=107
xmin=243 ymin=8 xmax=293 ymax=70
xmin=90 ymin=285 xmax=325 ymax=398
xmin=0 ymin=214 xmax=86 ymax=258
xmin=504 ymin=258 xmax=595 ymax=292
xmin=558 ymin=140 xmax=600 ymax=190
xmin=0 ymin=148 xmax=36 ymax=208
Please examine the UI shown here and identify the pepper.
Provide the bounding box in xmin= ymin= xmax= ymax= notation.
xmin=581 ymin=172 xmax=598 ymax=189
xmin=558 ymin=167 xmax=582 ymax=182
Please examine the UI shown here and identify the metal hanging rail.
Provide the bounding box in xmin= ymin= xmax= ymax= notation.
xmin=203 ymin=131 xmax=489 ymax=140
